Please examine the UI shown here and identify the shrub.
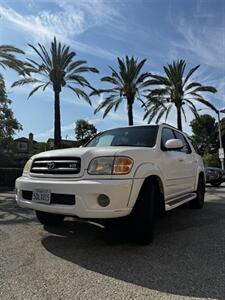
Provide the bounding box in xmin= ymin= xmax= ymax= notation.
xmin=0 ymin=168 xmax=23 ymax=187
xmin=203 ymin=153 xmax=220 ymax=168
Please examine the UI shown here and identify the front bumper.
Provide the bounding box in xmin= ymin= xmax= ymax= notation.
xmin=15 ymin=176 xmax=133 ymax=219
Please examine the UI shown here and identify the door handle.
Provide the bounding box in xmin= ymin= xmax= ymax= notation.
xmin=178 ymin=158 xmax=184 ymax=162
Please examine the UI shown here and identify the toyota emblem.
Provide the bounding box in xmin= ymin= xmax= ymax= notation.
xmin=47 ymin=162 xmax=55 ymax=170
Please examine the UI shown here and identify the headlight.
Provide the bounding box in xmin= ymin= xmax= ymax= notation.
xmin=88 ymin=156 xmax=133 ymax=175
xmin=22 ymin=158 xmax=33 ymax=176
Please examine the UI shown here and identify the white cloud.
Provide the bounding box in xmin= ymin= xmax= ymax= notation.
xmin=56 ymin=0 xmax=120 ymax=25
xmin=0 ymin=1 xmax=119 ymax=38
xmin=34 ymin=121 xmax=75 ymax=140
xmin=0 ymin=2 xmax=120 ymax=60
xmin=172 ymin=17 xmax=225 ymax=69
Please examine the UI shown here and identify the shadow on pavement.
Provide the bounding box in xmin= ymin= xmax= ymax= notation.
xmin=0 ymin=193 xmax=36 ymax=225
xmin=42 ymin=201 xmax=225 ymax=299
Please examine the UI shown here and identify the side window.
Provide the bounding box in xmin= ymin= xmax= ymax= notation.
xmin=161 ymin=128 xmax=175 ymax=149
xmin=174 ymin=131 xmax=192 ymax=154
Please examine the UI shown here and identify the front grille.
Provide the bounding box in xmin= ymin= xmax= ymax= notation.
xmin=30 ymin=157 xmax=81 ymax=175
xmin=22 ymin=190 xmax=75 ymax=205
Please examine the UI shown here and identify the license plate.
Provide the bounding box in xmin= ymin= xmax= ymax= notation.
xmin=32 ymin=189 xmax=51 ymax=204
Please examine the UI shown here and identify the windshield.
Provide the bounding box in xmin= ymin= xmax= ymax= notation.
xmin=86 ymin=126 xmax=158 ymax=148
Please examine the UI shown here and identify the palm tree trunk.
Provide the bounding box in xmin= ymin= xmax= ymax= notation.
xmin=54 ymin=89 xmax=61 ymax=149
xmin=176 ymin=105 xmax=182 ymax=131
xmin=127 ymin=101 xmax=133 ymax=126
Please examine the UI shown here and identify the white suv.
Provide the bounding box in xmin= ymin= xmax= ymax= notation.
xmin=16 ymin=124 xmax=205 ymax=244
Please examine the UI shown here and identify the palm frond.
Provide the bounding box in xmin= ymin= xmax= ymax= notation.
xmin=72 ymin=66 xmax=99 ymax=74
xmin=11 ymin=77 xmax=42 ymax=87
xmin=109 ymin=66 xmax=124 ymax=85
xmin=103 ymin=102 xmax=116 ymax=118
xmin=28 ymin=44 xmax=49 ymax=66
xmin=136 ymin=72 xmax=151 ymax=85
xmin=38 ymin=43 xmax=52 ymax=68
xmin=148 ymin=74 xmax=171 ymax=86
xmin=189 ymin=93 xmax=218 ymax=112
xmin=67 ymin=60 xmax=86 ymax=73
xmin=164 ymin=104 xmax=172 ymax=122
xmin=114 ymin=98 xmax=123 ymax=111
xmin=155 ymin=107 xmax=166 ymax=124
xmin=183 ymin=64 xmax=200 ymax=87
xmin=43 ymin=82 xmax=50 ymax=91
xmin=0 ymin=60 xmax=23 ymax=71
xmin=190 ymin=86 xmax=217 ymax=94
xmin=66 ymin=74 xmax=90 ymax=86
xmin=181 ymin=106 xmax=187 ymax=123
xmin=28 ymin=84 xmax=46 ymax=99
xmin=94 ymin=95 xmax=119 ymax=114
xmin=67 ymin=85 xmax=92 ymax=105
xmin=0 ymin=45 xmax=24 ymax=54
xmin=101 ymin=76 xmax=120 ymax=85
xmin=184 ymin=82 xmax=201 ymax=91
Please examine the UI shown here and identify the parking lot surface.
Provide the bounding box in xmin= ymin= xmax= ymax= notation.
xmin=0 ymin=186 xmax=225 ymax=300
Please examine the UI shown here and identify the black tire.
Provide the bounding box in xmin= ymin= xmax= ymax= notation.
xmin=189 ymin=176 xmax=205 ymax=209
xmin=103 ymin=218 xmax=127 ymax=244
xmin=210 ymin=181 xmax=222 ymax=187
xmin=128 ymin=182 xmax=155 ymax=245
xmin=35 ymin=210 xmax=65 ymax=226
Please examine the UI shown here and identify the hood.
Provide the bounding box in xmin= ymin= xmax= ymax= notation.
xmin=30 ymin=146 xmax=157 ymax=179
xmin=33 ymin=146 xmax=135 ymax=159
xmin=32 ymin=146 xmax=152 ymax=169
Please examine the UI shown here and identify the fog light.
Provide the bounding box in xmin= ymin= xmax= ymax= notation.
xmin=97 ymin=194 xmax=110 ymax=207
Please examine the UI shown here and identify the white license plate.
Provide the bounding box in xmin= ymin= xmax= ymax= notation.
xmin=32 ymin=189 xmax=51 ymax=204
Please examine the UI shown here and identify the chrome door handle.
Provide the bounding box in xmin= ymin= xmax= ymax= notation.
xmin=178 ymin=158 xmax=184 ymax=162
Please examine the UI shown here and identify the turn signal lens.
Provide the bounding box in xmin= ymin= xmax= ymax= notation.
xmin=113 ymin=157 xmax=133 ymax=174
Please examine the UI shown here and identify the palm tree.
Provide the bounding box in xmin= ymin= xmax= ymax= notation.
xmin=0 ymin=45 xmax=25 ymax=74
xmin=144 ymin=59 xmax=217 ymax=131
xmin=12 ymin=37 xmax=99 ymax=149
xmin=93 ymin=56 xmax=151 ymax=125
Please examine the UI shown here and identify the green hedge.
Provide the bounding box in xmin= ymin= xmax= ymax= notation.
xmin=0 ymin=168 xmax=23 ymax=188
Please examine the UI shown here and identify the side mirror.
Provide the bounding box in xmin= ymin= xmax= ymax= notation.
xmin=164 ymin=139 xmax=183 ymax=150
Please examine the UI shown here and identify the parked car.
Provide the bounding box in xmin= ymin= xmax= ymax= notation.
xmin=205 ymin=167 xmax=224 ymax=187
xmin=16 ymin=124 xmax=205 ymax=244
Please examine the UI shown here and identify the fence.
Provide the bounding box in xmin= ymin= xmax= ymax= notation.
xmin=0 ymin=168 xmax=23 ymax=188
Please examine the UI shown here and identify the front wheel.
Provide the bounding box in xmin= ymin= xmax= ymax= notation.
xmin=128 ymin=182 xmax=155 ymax=245
xmin=189 ymin=176 xmax=205 ymax=209
xmin=35 ymin=211 xmax=65 ymax=226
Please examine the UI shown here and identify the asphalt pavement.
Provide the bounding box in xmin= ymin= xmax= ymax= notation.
xmin=0 ymin=186 xmax=225 ymax=300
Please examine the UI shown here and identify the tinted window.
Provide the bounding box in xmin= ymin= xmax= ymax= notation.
xmin=161 ymin=128 xmax=175 ymax=149
xmin=174 ymin=131 xmax=192 ymax=154
xmin=86 ymin=126 xmax=158 ymax=148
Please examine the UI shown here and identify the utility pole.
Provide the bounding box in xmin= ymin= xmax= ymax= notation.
xmin=217 ymin=111 xmax=224 ymax=170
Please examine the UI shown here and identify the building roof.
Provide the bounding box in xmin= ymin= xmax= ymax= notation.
xmin=14 ymin=137 xmax=37 ymax=143
xmin=47 ymin=138 xmax=75 ymax=143
xmin=14 ymin=137 xmax=29 ymax=142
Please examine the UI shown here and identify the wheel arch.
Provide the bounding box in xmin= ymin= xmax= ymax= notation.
xmin=195 ymin=170 xmax=205 ymax=191
xmin=132 ymin=175 xmax=165 ymax=216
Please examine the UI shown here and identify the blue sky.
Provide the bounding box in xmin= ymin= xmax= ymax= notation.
xmin=0 ymin=0 xmax=225 ymax=141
